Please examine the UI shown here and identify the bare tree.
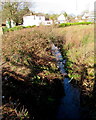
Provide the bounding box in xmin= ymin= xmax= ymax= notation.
xmin=1 ymin=1 xmax=33 ymax=25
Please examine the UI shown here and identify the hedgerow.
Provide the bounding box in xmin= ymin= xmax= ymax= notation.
xmin=59 ymin=22 xmax=92 ymax=27
xmin=2 ymin=25 xmax=36 ymax=33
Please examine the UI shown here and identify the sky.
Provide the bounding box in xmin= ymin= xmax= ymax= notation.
xmin=31 ymin=0 xmax=96 ymax=15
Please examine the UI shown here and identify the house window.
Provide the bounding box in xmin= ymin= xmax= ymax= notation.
xmin=47 ymin=22 xmax=51 ymax=24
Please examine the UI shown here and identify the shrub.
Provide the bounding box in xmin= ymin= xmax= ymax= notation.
xmin=59 ymin=22 xmax=92 ymax=27
xmin=2 ymin=27 xmax=9 ymax=32
xmin=25 ymin=25 xmax=36 ymax=28
xmin=2 ymin=25 xmax=36 ymax=33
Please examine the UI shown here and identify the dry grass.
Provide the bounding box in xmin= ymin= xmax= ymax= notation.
xmin=2 ymin=24 xmax=95 ymax=119
xmin=2 ymin=26 xmax=64 ymax=120
xmin=53 ymin=24 xmax=94 ymax=93
xmin=2 ymin=26 xmax=62 ymax=82
xmin=2 ymin=24 xmax=94 ymax=87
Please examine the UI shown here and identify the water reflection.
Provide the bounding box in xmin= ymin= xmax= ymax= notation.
xmin=52 ymin=44 xmax=81 ymax=120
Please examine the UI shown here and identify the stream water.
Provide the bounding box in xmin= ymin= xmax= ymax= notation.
xmin=52 ymin=44 xmax=81 ymax=120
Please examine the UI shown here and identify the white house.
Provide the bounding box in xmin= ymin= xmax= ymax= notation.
xmin=82 ymin=11 xmax=95 ymax=22
xmin=43 ymin=20 xmax=53 ymax=25
xmin=6 ymin=19 xmax=16 ymax=28
xmin=23 ymin=15 xmax=53 ymax=26
xmin=11 ymin=19 xmax=16 ymax=27
xmin=88 ymin=11 xmax=96 ymax=22
xmin=82 ymin=13 xmax=89 ymax=19
xmin=57 ymin=14 xmax=67 ymax=23
xmin=82 ymin=1 xmax=95 ymax=22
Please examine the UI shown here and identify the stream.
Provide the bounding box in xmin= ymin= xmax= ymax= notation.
xmin=51 ymin=44 xmax=81 ymax=120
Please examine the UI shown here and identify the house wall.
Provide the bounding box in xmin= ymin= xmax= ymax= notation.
xmin=57 ymin=14 xmax=67 ymax=23
xmin=43 ymin=20 xmax=53 ymax=25
xmin=23 ymin=15 xmax=45 ymax=26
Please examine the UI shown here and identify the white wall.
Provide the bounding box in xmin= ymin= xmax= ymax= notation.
xmin=58 ymin=14 xmax=66 ymax=21
xmin=57 ymin=14 xmax=66 ymax=23
xmin=23 ymin=15 xmax=45 ymax=26
xmin=43 ymin=20 xmax=53 ymax=25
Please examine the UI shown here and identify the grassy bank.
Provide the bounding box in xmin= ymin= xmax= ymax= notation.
xmin=51 ymin=24 xmax=95 ymax=118
xmin=53 ymin=24 xmax=94 ymax=90
xmin=2 ymin=26 xmax=64 ymax=120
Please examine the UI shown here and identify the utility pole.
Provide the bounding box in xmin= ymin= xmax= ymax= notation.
xmin=75 ymin=0 xmax=78 ymax=20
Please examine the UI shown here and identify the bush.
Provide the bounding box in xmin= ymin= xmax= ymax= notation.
xmin=2 ymin=26 xmax=25 ymax=32
xmin=2 ymin=25 xmax=36 ymax=33
xmin=59 ymin=22 xmax=92 ymax=27
xmin=2 ymin=27 xmax=9 ymax=33
xmin=25 ymin=25 xmax=36 ymax=28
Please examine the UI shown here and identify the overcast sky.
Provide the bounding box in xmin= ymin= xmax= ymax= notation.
xmin=32 ymin=0 xmax=96 ymax=15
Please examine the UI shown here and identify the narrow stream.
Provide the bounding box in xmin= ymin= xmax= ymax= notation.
xmin=51 ymin=44 xmax=81 ymax=120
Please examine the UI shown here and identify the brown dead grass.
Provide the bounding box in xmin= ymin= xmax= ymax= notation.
xmin=53 ymin=25 xmax=94 ymax=93
xmin=2 ymin=26 xmax=62 ymax=82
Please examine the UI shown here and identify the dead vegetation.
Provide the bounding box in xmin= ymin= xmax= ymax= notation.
xmin=2 ymin=24 xmax=95 ymax=119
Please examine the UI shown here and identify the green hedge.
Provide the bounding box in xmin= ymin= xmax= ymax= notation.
xmin=2 ymin=25 xmax=36 ymax=33
xmin=59 ymin=22 xmax=93 ymax=27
